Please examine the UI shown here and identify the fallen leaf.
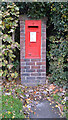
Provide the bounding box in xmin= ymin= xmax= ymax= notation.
xmin=28 ymin=108 xmax=31 ymax=111
xmin=34 ymin=112 xmax=36 ymax=115
xmin=50 ymin=103 xmax=51 ymax=105
xmin=34 ymin=91 xmax=36 ymax=94
xmin=52 ymin=106 xmax=54 ymax=108
xmin=25 ymin=104 xmax=27 ymax=107
xmin=12 ymin=116 xmax=15 ymax=118
xmin=55 ymin=105 xmax=58 ymax=107
xmin=53 ymin=89 xmax=59 ymax=94
xmin=49 ymin=84 xmax=55 ymax=90
xmin=20 ymin=99 xmax=23 ymax=101
xmin=8 ymin=111 xmax=11 ymax=114
xmin=60 ymin=88 xmax=63 ymax=92
xmin=5 ymin=92 xmax=11 ymax=95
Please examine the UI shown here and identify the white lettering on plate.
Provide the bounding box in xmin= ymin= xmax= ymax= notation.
xmin=30 ymin=32 xmax=36 ymax=42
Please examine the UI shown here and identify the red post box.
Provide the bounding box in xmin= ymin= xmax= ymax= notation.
xmin=20 ymin=15 xmax=47 ymax=86
xmin=25 ymin=20 xmax=41 ymax=58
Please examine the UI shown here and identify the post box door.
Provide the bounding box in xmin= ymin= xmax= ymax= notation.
xmin=25 ymin=20 xmax=41 ymax=58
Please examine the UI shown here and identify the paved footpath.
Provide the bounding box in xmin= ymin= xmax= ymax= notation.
xmin=30 ymin=100 xmax=61 ymax=118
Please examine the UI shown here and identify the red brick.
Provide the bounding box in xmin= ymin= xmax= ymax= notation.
xmin=42 ymin=46 xmax=46 ymax=48
xmin=37 ymin=77 xmax=45 ymax=79
xmin=31 ymin=73 xmax=41 ymax=76
xmin=27 ymin=77 xmax=35 ymax=80
xmin=20 ymin=21 xmax=24 ymax=24
xmin=31 ymin=59 xmax=40 ymax=62
xmin=31 ymin=66 xmax=40 ymax=69
xmin=42 ymin=33 xmax=46 ymax=36
xmin=20 ymin=43 xmax=24 ymax=47
xmin=21 ymin=51 xmax=25 ymax=55
xmin=42 ymin=73 xmax=46 ymax=76
xmin=37 ymin=62 xmax=46 ymax=65
xmin=42 ymin=54 xmax=46 ymax=57
xmin=41 ymin=59 xmax=46 ymax=61
xmin=42 ymin=40 xmax=46 ymax=42
xmin=37 ymin=69 xmax=46 ymax=72
xmin=21 ymin=66 xmax=30 ymax=69
xmin=42 ymin=48 xmax=46 ymax=51
xmin=24 ymin=59 xmax=30 ymax=62
xmin=20 ymin=25 xmax=24 ymax=28
xmin=26 ymin=62 xmax=35 ymax=65
xmin=42 ymin=24 xmax=46 ymax=27
xmin=21 ymin=66 xmax=24 ymax=69
xmin=21 ymin=69 xmax=25 ymax=72
xmin=42 ymin=57 xmax=46 ymax=59
xmin=20 ymin=59 xmax=24 ymax=62
xmin=42 ymin=37 xmax=46 ymax=40
xmin=42 ymin=52 xmax=46 ymax=54
xmin=20 ymin=37 xmax=24 ymax=39
xmin=20 ymin=46 xmax=25 ymax=50
xmin=20 ymin=33 xmax=25 ymax=36
xmin=20 ymin=28 xmax=24 ymax=31
xmin=22 ymin=73 xmax=29 ymax=76
xmin=26 ymin=69 xmax=35 ymax=72
xmin=20 ymin=42 xmax=25 ymax=46
xmin=42 ymin=43 xmax=46 ymax=47
xmin=42 ymin=66 xmax=46 ymax=69
xmin=42 ymin=28 xmax=46 ymax=32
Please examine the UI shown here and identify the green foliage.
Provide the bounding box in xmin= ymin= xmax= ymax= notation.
xmin=2 ymin=95 xmax=24 ymax=118
xmin=47 ymin=35 xmax=68 ymax=85
xmin=2 ymin=3 xmax=19 ymax=34
xmin=47 ymin=3 xmax=68 ymax=86
xmin=50 ymin=3 xmax=67 ymax=33
xmin=12 ymin=60 xmax=19 ymax=72
xmin=0 ymin=3 xmax=20 ymax=80
xmin=16 ymin=2 xmax=50 ymax=19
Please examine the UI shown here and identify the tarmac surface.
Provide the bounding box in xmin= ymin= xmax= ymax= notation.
xmin=30 ymin=100 xmax=61 ymax=118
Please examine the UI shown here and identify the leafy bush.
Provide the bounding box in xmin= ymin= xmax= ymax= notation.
xmin=47 ymin=35 xmax=68 ymax=86
xmin=0 ymin=3 xmax=20 ymax=81
xmin=47 ymin=3 xmax=68 ymax=86
xmin=12 ymin=60 xmax=19 ymax=72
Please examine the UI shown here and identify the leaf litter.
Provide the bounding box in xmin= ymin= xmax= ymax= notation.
xmin=2 ymin=79 xmax=67 ymax=118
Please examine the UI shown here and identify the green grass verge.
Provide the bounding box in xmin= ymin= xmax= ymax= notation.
xmin=2 ymin=95 xmax=24 ymax=118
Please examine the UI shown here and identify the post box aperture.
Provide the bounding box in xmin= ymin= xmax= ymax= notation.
xmin=25 ymin=20 xmax=41 ymax=58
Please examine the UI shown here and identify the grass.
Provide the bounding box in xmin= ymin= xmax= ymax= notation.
xmin=2 ymin=94 xmax=24 ymax=118
xmin=15 ymin=88 xmax=26 ymax=97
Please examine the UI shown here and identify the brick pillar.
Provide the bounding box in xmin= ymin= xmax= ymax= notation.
xmin=20 ymin=15 xmax=47 ymax=86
